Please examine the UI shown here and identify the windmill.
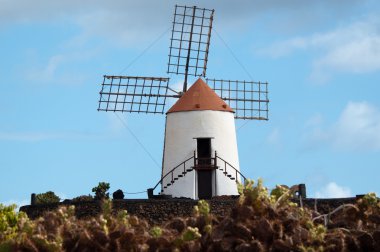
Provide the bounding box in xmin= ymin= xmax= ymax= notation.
xmin=98 ymin=5 xmax=269 ymax=199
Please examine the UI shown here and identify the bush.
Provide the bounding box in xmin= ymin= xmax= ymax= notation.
xmin=0 ymin=204 xmax=18 ymax=240
xmin=1 ymin=180 xmax=379 ymax=251
xmin=92 ymin=182 xmax=110 ymax=200
xmin=35 ymin=191 xmax=60 ymax=204
xmin=113 ymin=189 xmax=124 ymax=199
xmin=72 ymin=194 xmax=94 ymax=202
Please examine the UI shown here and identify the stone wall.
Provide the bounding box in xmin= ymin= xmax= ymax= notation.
xmin=296 ymin=197 xmax=358 ymax=212
xmin=20 ymin=197 xmax=359 ymax=225
xmin=20 ymin=198 xmax=238 ymax=225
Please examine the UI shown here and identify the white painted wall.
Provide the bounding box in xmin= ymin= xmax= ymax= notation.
xmin=162 ymin=110 xmax=241 ymax=199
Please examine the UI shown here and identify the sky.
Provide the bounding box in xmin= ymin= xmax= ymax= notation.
xmin=1 ymin=0 xmax=380 ymax=207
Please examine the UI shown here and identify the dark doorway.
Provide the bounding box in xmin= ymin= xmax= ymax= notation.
xmin=197 ymin=138 xmax=211 ymax=166
xmin=198 ymin=170 xmax=212 ymax=199
xmin=197 ymin=138 xmax=212 ymax=199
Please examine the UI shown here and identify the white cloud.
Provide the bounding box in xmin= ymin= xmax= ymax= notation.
xmin=0 ymin=0 xmax=368 ymax=47
xmin=163 ymin=79 xmax=184 ymax=108
xmin=106 ymin=113 xmax=126 ymax=133
xmin=259 ymin=16 xmax=380 ymax=83
xmin=315 ymin=182 xmax=352 ymax=198
xmin=25 ymin=50 xmax=98 ymax=85
xmin=27 ymin=55 xmax=65 ymax=82
xmin=305 ymin=101 xmax=380 ymax=151
xmin=0 ymin=132 xmax=64 ymax=141
xmin=56 ymin=192 xmax=68 ymax=201
xmin=0 ymin=130 xmax=106 ymax=142
xmin=266 ymin=128 xmax=281 ymax=146
xmin=169 ymin=80 xmax=184 ymax=93
xmin=305 ymin=113 xmax=323 ymax=127
xmin=331 ymin=101 xmax=380 ymax=150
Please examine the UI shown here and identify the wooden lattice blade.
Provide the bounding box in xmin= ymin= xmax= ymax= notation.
xmin=167 ymin=5 xmax=214 ymax=79
xmin=206 ymin=78 xmax=269 ymax=120
xmin=98 ymin=75 xmax=179 ymax=114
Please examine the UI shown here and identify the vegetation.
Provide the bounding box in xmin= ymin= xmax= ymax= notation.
xmin=92 ymin=182 xmax=110 ymax=200
xmin=71 ymin=194 xmax=93 ymax=202
xmin=35 ymin=191 xmax=60 ymax=204
xmin=1 ymin=179 xmax=379 ymax=251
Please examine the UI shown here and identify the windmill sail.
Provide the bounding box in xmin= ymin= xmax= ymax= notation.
xmin=167 ymin=5 xmax=214 ymax=92
xmin=97 ymin=5 xmax=269 ymax=120
xmin=98 ymin=75 xmax=179 ymax=114
xmin=206 ymin=78 xmax=269 ymax=120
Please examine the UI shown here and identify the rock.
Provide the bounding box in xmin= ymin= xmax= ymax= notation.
xmin=373 ymin=230 xmax=380 ymax=251
xmin=231 ymin=223 xmax=252 ymax=240
xmin=271 ymin=239 xmax=292 ymax=251
xmin=345 ymin=205 xmax=360 ymax=219
xmin=235 ymin=242 xmax=253 ymax=252
xmin=165 ymin=217 xmax=186 ymax=233
xmin=221 ymin=237 xmax=244 ymax=251
xmin=213 ymin=218 xmax=235 ymax=239
xmin=271 ymin=222 xmax=284 ymax=240
xmin=357 ymin=231 xmax=374 ymax=251
xmin=325 ymin=235 xmax=345 ymax=252
xmin=345 ymin=235 xmax=359 ymax=251
xmin=292 ymin=226 xmax=308 ymax=245
xmin=146 ymin=237 xmax=171 ymax=251
xmin=368 ymin=214 xmax=380 ymax=224
xmin=282 ymin=218 xmax=298 ymax=234
xmin=232 ymin=205 xmax=254 ymax=220
xmin=183 ymin=240 xmax=201 ymax=252
xmin=251 ymin=218 xmax=274 ymax=243
xmin=109 ymin=230 xmax=122 ymax=240
xmin=250 ymin=240 xmax=265 ymax=252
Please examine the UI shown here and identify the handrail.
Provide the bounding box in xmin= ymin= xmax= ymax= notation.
xmin=152 ymin=154 xmax=195 ymax=190
xmin=216 ymin=154 xmax=247 ymax=183
xmin=152 ymin=151 xmax=247 ymax=192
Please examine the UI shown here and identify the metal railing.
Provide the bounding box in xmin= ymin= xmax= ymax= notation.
xmin=215 ymin=153 xmax=247 ymax=184
xmin=152 ymin=151 xmax=247 ymax=193
xmin=152 ymin=155 xmax=195 ymax=191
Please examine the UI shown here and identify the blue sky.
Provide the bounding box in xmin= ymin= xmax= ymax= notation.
xmin=1 ymin=0 xmax=380 ymax=206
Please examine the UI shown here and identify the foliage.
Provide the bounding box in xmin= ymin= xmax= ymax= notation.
xmin=1 ymin=181 xmax=379 ymax=251
xmin=361 ymin=192 xmax=378 ymax=207
xmin=150 ymin=226 xmax=162 ymax=238
xmin=181 ymin=227 xmax=201 ymax=241
xmin=35 ymin=191 xmax=60 ymax=204
xmin=308 ymin=223 xmax=326 ymax=242
xmin=92 ymin=182 xmax=110 ymax=200
xmin=193 ymin=200 xmax=210 ymax=217
xmin=0 ymin=204 xmax=19 ymax=241
xmin=72 ymin=194 xmax=93 ymax=202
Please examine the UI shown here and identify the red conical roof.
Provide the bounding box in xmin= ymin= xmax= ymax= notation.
xmin=167 ymin=78 xmax=234 ymax=114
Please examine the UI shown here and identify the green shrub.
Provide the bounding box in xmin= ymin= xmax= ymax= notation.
xmin=1 ymin=179 xmax=379 ymax=251
xmin=92 ymin=182 xmax=110 ymax=200
xmin=72 ymin=194 xmax=94 ymax=202
xmin=0 ymin=204 xmax=30 ymax=242
xmin=0 ymin=204 xmax=18 ymax=240
xmin=35 ymin=191 xmax=60 ymax=204
xmin=150 ymin=226 xmax=162 ymax=238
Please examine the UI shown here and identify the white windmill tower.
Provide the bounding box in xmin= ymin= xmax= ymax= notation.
xmin=97 ymin=5 xmax=269 ymax=200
